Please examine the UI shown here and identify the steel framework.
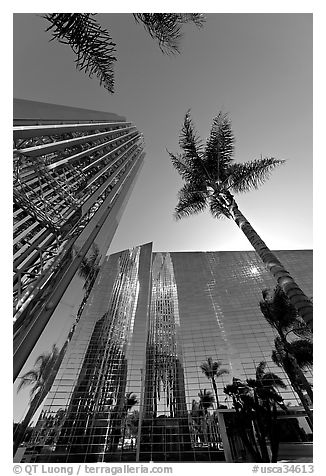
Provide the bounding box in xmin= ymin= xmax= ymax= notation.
xmin=13 ymin=106 xmax=145 ymax=379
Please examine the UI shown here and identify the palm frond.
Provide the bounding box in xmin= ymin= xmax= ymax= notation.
xmin=17 ymin=371 xmax=38 ymax=393
xmin=261 ymin=373 xmax=287 ymax=389
xmin=179 ymin=110 xmax=204 ymax=162
xmin=246 ymin=378 xmax=258 ymax=388
xmin=167 ymin=151 xmax=204 ymax=185
xmin=223 ymin=384 xmax=237 ymax=396
xmin=292 ymin=320 xmax=313 ymax=340
xmin=179 ymin=14 xmax=206 ymax=27
xmin=255 ymin=361 xmax=267 ymax=381
xmin=174 ymin=182 xmax=207 ymax=220
xmin=200 ymin=358 xmax=217 ymax=377
xmin=286 ymin=340 xmax=313 ymax=369
xmin=35 ymin=354 xmax=53 ymax=375
xmin=133 ymin=13 xmax=205 ymax=54
xmin=272 ymin=349 xmax=283 ymax=368
xmin=198 ymin=389 xmax=215 ymax=409
xmin=124 ymin=392 xmax=139 ymax=411
xmin=43 ymin=14 xmax=116 ymax=93
xmin=216 ymin=368 xmax=230 ymax=378
xmin=200 ymin=363 xmax=211 ymax=374
xmin=204 ymin=112 xmax=235 ymax=179
xmin=227 ymin=157 xmax=285 ymax=194
xmin=260 ymin=285 xmax=298 ymax=331
xmin=78 ymin=244 xmax=100 ymax=285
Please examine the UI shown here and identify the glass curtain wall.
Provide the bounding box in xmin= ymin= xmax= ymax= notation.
xmin=20 ymin=247 xmax=312 ymax=463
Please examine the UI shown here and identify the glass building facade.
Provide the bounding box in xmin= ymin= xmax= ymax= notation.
xmin=20 ymin=244 xmax=312 ymax=463
xmin=13 ymin=99 xmax=145 ymax=379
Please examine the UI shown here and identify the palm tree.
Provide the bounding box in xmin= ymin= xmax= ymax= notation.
xmin=110 ymin=392 xmax=139 ymax=452
xmin=124 ymin=410 xmax=140 ymax=449
xmin=283 ymin=339 xmax=313 ymax=369
xmin=197 ymin=389 xmax=215 ymax=445
xmin=14 ymin=344 xmax=61 ymax=454
xmin=260 ymin=285 xmax=313 ymax=426
xmin=247 ymin=361 xmax=287 ymax=462
xmin=168 ymin=111 xmax=313 ymax=330
xmin=200 ymin=357 xmax=229 ymax=409
xmin=120 ymin=393 xmax=139 ymax=450
xmin=224 ymin=377 xmax=263 ymax=461
xmin=123 ymin=392 xmax=139 ymax=415
xmin=77 ymin=243 xmax=100 ymax=290
xmin=190 ymin=399 xmax=203 ymax=444
xmin=247 ymin=361 xmax=287 ymax=404
xmin=42 ymin=14 xmax=205 ymax=93
xmin=224 ymin=364 xmax=287 ymax=462
xmin=272 ymin=337 xmax=313 ymax=428
xmin=198 ymin=388 xmax=215 ymax=414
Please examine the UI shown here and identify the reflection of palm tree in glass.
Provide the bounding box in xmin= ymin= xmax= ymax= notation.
xmin=260 ymin=286 xmax=313 ymax=427
xmin=200 ymin=358 xmax=229 ymax=409
xmin=247 ymin=361 xmax=287 ymax=462
xmin=31 ymin=408 xmax=67 ymax=448
xmin=197 ymin=389 xmax=214 ymax=444
xmin=14 ymin=345 xmax=60 ymax=454
xmin=77 ymin=243 xmax=100 ymax=290
xmin=190 ymin=400 xmax=203 ymax=444
xmin=199 ymin=358 xmax=229 ymax=449
xmin=113 ymin=393 xmax=139 ymax=452
xmin=224 ymin=362 xmax=287 ymax=462
xmin=124 ymin=410 xmax=139 ymax=449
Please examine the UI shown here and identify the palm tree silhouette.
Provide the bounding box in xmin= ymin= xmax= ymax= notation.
xmin=42 ymin=14 xmax=205 ymax=93
xmin=260 ymin=286 xmax=313 ymax=427
xmin=121 ymin=393 xmax=139 ymax=449
xmin=272 ymin=338 xmax=313 ymax=427
xmin=168 ymin=111 xmax=313 ymax=330
xmin=77 ymin=243 xmax=100 ymax=290
xmin=197 ymin=389 xmax=215 ymax=445
xmin=110 ymin=392 xmax=139 ymax=453
xmin=198 ymin=388 xmax=215 ymax=414
xmin=224 ymin=363 xmax=287 ymax=462
xmin=14 ymin=344 xmax=61 ymax=454
xmin=124 ymin=410 xmax=140 ymax=449
xmin=247 ymin=361 xmax=287 ymax=404
xmin=200 ymin=357 xmax=229 ymax=409
xmin=247 ymin=361 xmax=287 ymax=462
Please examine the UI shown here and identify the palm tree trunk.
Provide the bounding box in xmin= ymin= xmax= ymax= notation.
xmin=211 ymin=377 xmax=227 ymax=450
xmin=234 ymin=405 xmax=263 ymax=462
xmin=279 ymin=335 xmax=313 ymax=403
xmin=270 ymin=402 xmax=280 ymax=463
xmin=285 ymin=367 xmax=313 ymax=429
xmin=287 ymin=353 xmax=313 ymax=403
xmin=211 ymin=378 xmax=220 ymax=408
xmin=230 ymin=200 xmax=313 ymax=330
xmin=276 ymin=336 xmax=313 ymax=428
xmin=252 ymin=392 xmax=270 ymax=462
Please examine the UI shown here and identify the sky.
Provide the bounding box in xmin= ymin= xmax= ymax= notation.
xmin=13 ymin=12 xmax=312 ymax=256
xmin=12 ymin=11 xmax=314 ymax=425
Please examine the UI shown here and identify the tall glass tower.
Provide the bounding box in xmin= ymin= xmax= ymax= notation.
xmin=17 ymin=244 xmax=312 ymax=463
xmin=13 ymin=99 xmax=145 ymax=379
